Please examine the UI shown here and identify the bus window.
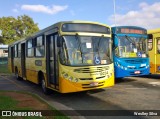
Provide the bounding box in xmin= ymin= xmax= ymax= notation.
xmin=18 ymin=43 xmax=21 ymax=57
xmin=14 ymin=44 xmax=18 ymax=58
xmin=35 ymin=36 xmax=44 ymax=57
xmin=27 ymin=39 xmax=34 ymax=57
xmin=148 ymin=34 xmax=153 ymax=51
xmin=157 ymin=38 xmax=160 ymax=54
xmin=60 ymin=36 xmax=112 ymax=66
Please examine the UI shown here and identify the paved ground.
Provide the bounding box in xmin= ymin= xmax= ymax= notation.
xmin=0 ymin=74 xmax=160 ymax=119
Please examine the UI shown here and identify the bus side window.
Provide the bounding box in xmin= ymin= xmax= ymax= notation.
xmin=59 ymin=39 xmax=67 ymax=64
xmin=18 ymin=43 xmax=21 ymax=58
xmin=157 ymin=38 xmax=160 ymax=54
xmin=148 ymin=34 xmax=153 ymax=51
xmin=14 ymin=44 xmax=18 ymax=58
xmin=27 ymin=38 xmax=34 ymax=57
xmin=35 ymin=36 xmax=44 ymax=57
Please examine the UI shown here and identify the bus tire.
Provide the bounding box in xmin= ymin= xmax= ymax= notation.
xmin=41 ymin=75 xmax=51 ymax=95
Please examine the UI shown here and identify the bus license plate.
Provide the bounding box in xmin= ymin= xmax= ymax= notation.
xmin=134 ymin=71 xmax=140 ymax=74
xmin=90 ymin=82 xmax=98 ymax=86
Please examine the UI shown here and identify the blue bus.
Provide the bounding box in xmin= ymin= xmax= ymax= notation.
xmin=112 ymin=26 xmax=150 ymax=78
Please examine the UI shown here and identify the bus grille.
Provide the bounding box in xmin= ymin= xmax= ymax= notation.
xmin=74 ymin=66 xmax=109 ymax=73
xmin=125 ymin=59 xmax=146 ymax=64
xmin=79 ymin=76 xmax=106 ymax=80
xmin=82 ymin=81 xmax=105 ymax=88
xmin=80 ymin=78 xmax=93 ymax=80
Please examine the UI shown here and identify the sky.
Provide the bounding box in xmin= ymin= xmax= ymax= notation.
xmin=0 ymin=0 xmax=160 ymax=30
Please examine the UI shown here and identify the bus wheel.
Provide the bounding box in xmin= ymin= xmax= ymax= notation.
xmin=41 ymin=76 xmax=51 ymax=95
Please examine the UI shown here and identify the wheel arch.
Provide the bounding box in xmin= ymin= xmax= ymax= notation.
xmin=38 ymin=71 xmax=45 ymax=85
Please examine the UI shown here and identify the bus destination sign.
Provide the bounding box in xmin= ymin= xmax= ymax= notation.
xmin=119 ymin=28 xmax=146 ymax=34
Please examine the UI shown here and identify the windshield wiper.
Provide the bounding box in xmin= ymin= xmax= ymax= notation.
xmin=97 ymin=35 xmax=104 ymax=52
xmin=75 ymin=33 xmax=83 ymax=63
xmin=96 ymin=35 xmax=104 ymax=60
xmin=125 ymin=35 xmax=136 ymax=47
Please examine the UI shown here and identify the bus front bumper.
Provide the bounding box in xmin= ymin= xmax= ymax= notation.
xmin=115 ymin=66 xmax=150 ymax=78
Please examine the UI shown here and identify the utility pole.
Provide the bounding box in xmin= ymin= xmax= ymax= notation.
xmin=113 ymin=0 xmax=117 ymax=27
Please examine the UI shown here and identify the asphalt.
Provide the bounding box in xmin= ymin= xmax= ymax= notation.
xmin=0 ymin=74 xmax=160 ymax=119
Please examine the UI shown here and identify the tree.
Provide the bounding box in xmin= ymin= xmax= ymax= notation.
xmin=0 ymin=15 xmax=39 ymax=44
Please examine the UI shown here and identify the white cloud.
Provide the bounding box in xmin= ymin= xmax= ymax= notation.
xmin=109 ymin=2 xmax=160 ymax=29
xmin=12 ymin=9 xmax=19 ymax=13
xmin=21 ymin=4 xmax=68 ymax=15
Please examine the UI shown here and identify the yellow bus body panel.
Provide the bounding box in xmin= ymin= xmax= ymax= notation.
xmin=25 ymin=58 xmax=46 ymax=84
xmin=15 ymin=58 xmax=22 ymax=75
xmin=8 ymin=58 xmax=12 ymax=73
xmin=58 ymin=63 xmax=114 ymax=93
xmin=59 ymin=75 xmax=114 ymax=93
xmin=147 ymin=28 xmax=160 ymax=74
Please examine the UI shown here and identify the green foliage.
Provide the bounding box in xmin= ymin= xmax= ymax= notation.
xmin=0 ymin=15 xmax=39 ymax=44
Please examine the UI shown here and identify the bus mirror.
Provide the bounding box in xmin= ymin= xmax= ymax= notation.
xmin=109 ymin=39 xmax=113 ymax=44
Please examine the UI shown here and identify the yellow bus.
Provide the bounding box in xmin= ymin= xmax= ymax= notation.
xmin=147 ymin=28 xmax=160 ymax=74
xmin=8 ymin=21 xmax=114 ymax=93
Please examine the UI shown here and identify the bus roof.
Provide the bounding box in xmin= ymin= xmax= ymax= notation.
xmin=9 ymin=20 xmax=111 ymax=46
xmin=9 ymin=38 xmax=26 ymax=47
xmin=147 ymin=28 xmax=160 ymax=34
xmin=112 ymin=26 xmax=146 ymax=30
xmin=32 ymin=20 xmax=110 ymax=37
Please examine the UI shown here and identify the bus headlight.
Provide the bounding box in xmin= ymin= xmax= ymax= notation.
xmin=121 ymin=66 xmax=124 ymax=69
xmin=68 ymin=76 xmax=73 ymax=81
xmin=146 ymin=65 xmax=149 ymax=68
xmin=74 ymin=78 xmax=79 ymax=82
xmin=62 ymin=72 xmax=79 ymax=82
xmin=62 ymin=73 xmax=69 ymax=78
xmin=117 ymin=62 xmax=121 ymax=67
xmin=116 ymin=62 xmax=122 ymax=67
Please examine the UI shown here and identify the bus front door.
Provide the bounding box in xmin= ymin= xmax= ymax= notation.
xmin=11 ymin=46 xmax=14 ymax=72
xmin=21 ymin=43 xmax=26 ymax=77
xmin=46 ymin=33 xmax=59 ymax=89
xmin=156 ymin=38 xmax=160 ymax=73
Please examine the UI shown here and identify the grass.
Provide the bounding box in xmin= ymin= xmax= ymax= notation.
xmin=0 ymin=95 xmax=18 ymax=109
xmin=0 ymin=64 xmax=10 ymax=74
xmin=0 ymin=93 xmax=38 ymax=119
xmin=0 ymin=91 xmax=70 ymax=119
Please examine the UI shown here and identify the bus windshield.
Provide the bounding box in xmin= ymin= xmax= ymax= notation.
xmin=115 ymin=36 xmax=147 ymax=58
xmin=60 ymin=35 xmax=112 ymax=66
